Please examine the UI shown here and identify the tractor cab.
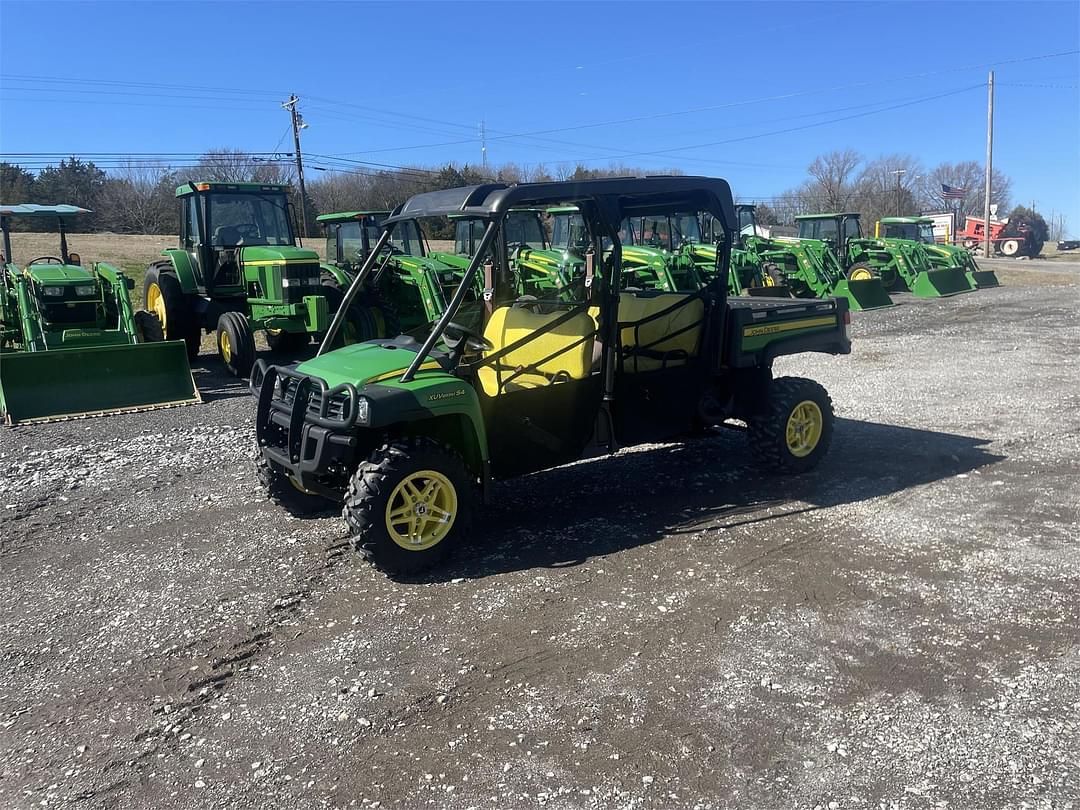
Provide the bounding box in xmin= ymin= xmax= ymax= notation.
xmin=879 ymin=217 xmax=936 ymax=245
xmin=319 ymin=211 xmax=428 ymax=270
xmin=797 ymin=213 xmax=863 ymax=252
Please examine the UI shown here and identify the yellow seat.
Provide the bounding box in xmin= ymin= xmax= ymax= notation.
xmin=477 ymin=306 xmax=596 ymax=396
xmin=618 ymin=293 xmax=704 ymax=372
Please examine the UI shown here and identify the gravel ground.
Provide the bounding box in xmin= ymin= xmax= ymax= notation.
xmin=1 ymin=257 xmax=1078 ymax=809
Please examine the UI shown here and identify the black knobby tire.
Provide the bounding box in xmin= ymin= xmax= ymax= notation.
xmin=343 ymin=438 xmax=473 ymax=575
xmin=748 ymin=376 xmax=834 ymax=474
xmin=216 ymin=311 xmax=256 ymax=377
xmin=133 ymin=310 xmax=165 ymax=343
xmin=266 ymin=329 xmax=310 ymax=354
xmin=254 ymin=451 xmax=331 ymax=516
xmin=763 ymin=262 xmax=786 ymax=287
xmin=321 ymin=271 xmax=401 ymax=345
xmin=145 ymin=262 xmax=201 ymax=360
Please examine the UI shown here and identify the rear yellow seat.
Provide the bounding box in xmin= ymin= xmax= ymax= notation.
xmin=477 ymin=306 xmax=596 ymax=396
xmin=618 ymin=293 xmax=704 ymax=372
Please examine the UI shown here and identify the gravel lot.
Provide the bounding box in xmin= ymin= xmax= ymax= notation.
xmin=2 ymin=257 xmax=1078 ymax=809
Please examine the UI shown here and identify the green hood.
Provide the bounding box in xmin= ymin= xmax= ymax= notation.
xmin=295 ymin=341 xmax=449 ymax=389
xmin=25 ymin=263 xmax=95 ymax=285
xmin=239 ymin=245 xmax=320 ymax=263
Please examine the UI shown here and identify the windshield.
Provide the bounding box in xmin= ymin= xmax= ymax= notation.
xmin=918 ymin=223 xmax=936 ymax=244
xmin=737 ymin=208 xmax=756 ymax=237
xmin=552 ymin=214 xmax=591 ymax=251
xmin=337 ymin=219 xmax=380 ymax=261
xmin=208 ymin=193 xmax=293 ymax=247
xmin=630 ymin=214 xmax=702 ymax=250
xmin=799 ymin=218 xmax=838 ymax=241
xmin=391 ymin=221 xmax=423 ymax=256
xmin=504 ymin=211 xmax=547 ymax=249
xmin=843 ymin=217 xmax=862 ymax=239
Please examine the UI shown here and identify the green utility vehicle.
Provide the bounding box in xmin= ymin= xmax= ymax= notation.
xmin=1 ymin=204 xmax=198 ymax=424
xmin=877 ymin=217 xmax=999 ymax=289
xmin=146 ymin=182 xmax=363 ymax=378
xmin=253 ymin=177 xmax=852 ymax=574
xmin=796 ymin=213 xmax=974 ymax=298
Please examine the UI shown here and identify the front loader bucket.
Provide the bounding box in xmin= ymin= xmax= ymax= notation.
xmin=0 ymin=341 xmax=199 ymax=425
xmin=909 ymin=267 xmax=975 ymax=298
xmin=831 ymin=278 xmax=894 ymax=311
xmin=747 ymin=285 xmax=792 ymax=298
xmin=967 ymin=269 xmax=1000 ymax=289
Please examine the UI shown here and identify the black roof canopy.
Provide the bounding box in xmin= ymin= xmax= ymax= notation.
xmin=384 ymin=176 xmax=737 ymax=232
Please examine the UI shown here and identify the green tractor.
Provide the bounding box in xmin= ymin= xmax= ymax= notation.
xmin=876 ymin=217 xmax=999 ymax=289
xmin=146 ymin=182 xmax=368 ymax=378
xmin=703 ymin=207 xmax=893 ymax=311
xmin=796 ymin=213 xmax=974 ymax=298
xmin=0 ymin=204 xmax=198 ymax=424
xmin=697 ymin=205 xmax=790 ymax=297
xmin=253 ymin=177 xmax=852 ymax=574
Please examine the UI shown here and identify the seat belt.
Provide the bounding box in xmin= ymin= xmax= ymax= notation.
xmin=483 ymin=257 xmax=494 ymax=316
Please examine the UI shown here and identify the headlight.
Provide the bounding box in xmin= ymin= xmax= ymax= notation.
xmin=355 ymin=396 xmax=370 ymax=425
xmin=75 ymin=285 xmax=97 ymax=296
xmin=42 ymin=286 xmax=64 ymax=296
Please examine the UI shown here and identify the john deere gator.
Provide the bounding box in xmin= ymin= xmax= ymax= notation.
xmin=146 ymin=182 xmax=374 ymax=378
xmin=0 ymin=204 xmax=197 ymax=424
xmin=253 ymin=177 xmax=852 ymax=574
xmin=877 ymin=216 xmax=999 ymax=289
xmin=796 ymin=213 xmax=974 ymax=298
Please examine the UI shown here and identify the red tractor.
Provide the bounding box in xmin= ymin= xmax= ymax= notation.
xmin=957 ymin=216 xmax=1043 ymax=258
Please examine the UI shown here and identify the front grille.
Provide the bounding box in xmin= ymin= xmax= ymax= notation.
xmin=278 ymin=377 xmax=347 ymax=421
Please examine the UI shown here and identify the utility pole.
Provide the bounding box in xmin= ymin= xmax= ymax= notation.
xmin=982 ymin=71 xmax=994 ymax=258
xmin=282 ymin=94 xmax=310 ymax=238
xmin=891 ymin=169 xmax=907 ymax=216
xmin=479 ymin=120 xmax=488 ymax=173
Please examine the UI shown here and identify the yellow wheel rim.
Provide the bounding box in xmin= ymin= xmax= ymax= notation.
xmin=762 ymin=274 xmax=776 ymax=287
xmin=385 ymin=470 xmax=458 ymax=551
xmin=146 ymin=282 xmax=167 ymax=333
xmin=219 ymin=329 xmax=232 ymax=363
xmin=850 ymin=268 xmax=873 ymax=281
xmin=785 ymin=400 xmax=823 ymax=458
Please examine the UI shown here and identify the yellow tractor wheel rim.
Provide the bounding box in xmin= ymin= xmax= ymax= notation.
xmin=385 ymin=470 xmax=458 ymax=551
xmin=219 ymin=330 xmax=232 ymax=363
xmin=146 ymin=283 xmax=167 ymax=332
xmin=785 ymin=400 xmax=823 ymax=458
xmin=850 ymin=268 xmax=874 ymax=281
xmin=762 ymin=273 xmax=776 ymax=287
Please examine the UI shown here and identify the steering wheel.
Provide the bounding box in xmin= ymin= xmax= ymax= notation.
xmin=443 ymin=321 xmax=493 ymax=353
xmin=28 ymin=256 xmax=65 ymax=265
xmin=235 ymin=224 xmax=260 ymax=243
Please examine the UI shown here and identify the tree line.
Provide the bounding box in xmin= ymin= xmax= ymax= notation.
xmin=0 ymin=148 xmax=1060 ymax=243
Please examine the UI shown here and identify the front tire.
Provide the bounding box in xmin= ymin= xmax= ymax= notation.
xmin=133 ymin=310 xmax=165 ymax=343
xmin=748 ymin=377 xmax=834 ymax=474
xmin=255 ymin=451 xmax=331 ymax=516
xmin=266 ymin=329 xmax=310 ymax=354
xmin=343 ymin=438 xmax=473 ymax=575
xmin=145 ymin=263 xmax=200 ymax=359
xmin=216 ymin=311 xmax=256 ymax=377
xmin=846 ymin=262 xmax=876 ymax=282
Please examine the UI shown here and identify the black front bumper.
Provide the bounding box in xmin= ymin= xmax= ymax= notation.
xmin=251 ymin=360 xmax=361 ymax=496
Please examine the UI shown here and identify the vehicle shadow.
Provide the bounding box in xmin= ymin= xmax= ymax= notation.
xmin=403 ymin=418 xmax=1005 ymax=583
xmin=191 ymin=363 xmax=254 ymax=404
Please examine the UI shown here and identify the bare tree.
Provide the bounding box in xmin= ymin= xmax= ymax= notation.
xmin=806 ymin=149 xmax=862 ymax=211
xmin=853 ymin=154 xmax=925 ymax=225
xmin=96 ymin=162 xmax=178 ymax=233
xmin=919 ymin=161 xmax=1011 ymax=217
xmin=193 ymin=148 xmax=294 ymax=184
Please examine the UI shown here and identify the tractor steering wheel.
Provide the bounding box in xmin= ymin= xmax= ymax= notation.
xmin=28 ymin=255 xmax=65 ymax=265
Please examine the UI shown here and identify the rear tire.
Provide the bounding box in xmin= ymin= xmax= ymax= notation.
xmin=145 ymin=262 xmax=201 ymax=360
xmin=748 ymin=377 xmax=834 ymax=474
xmin=216 ymin=311 xmax=256 ymax=377
xmin=846 ymin=262 xmax=877 ymax=282
xmin=763 ymin=262 xmax=786 ymax=287
xmin=343 ymin=438 xmax=473 ymax=575
xmin=133 ymin=310 xmax=165 ymax=343
xmin=266 ymin=329 xmax=310 ymax=354
xmin=254 ymin=451 xmax=331 ymax=516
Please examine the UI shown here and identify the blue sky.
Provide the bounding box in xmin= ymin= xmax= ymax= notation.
xmin=1 ymin=1 xmax=1078 ymax=234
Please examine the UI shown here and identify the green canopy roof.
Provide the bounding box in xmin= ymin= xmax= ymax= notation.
xmin=0 ymin=204 xmax=92 ymax=218
xmin=316 ymin=210 xmax=389 ymax=223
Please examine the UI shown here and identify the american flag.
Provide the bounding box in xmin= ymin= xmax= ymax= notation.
xmin=941 ymin=183 xmax=968 ymax=200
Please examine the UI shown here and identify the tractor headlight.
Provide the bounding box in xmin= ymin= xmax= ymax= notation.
xmin=355 ymin=396 xmax=370 ymax=425
xmin=75 ymin=285 xmax=97 ymax=296
xmin=42 ymin=286 xmax=64 ymax=297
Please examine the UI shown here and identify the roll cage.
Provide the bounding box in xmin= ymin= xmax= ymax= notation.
xmin=319 ymin=177 xmax=736 ymax=384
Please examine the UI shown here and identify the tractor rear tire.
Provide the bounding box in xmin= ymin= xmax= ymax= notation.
xmin=748 ymin=377 xmax=834 ymax=474
xmin=343 ymin=438 xmax=473 ymax=576
xmin=254 ymin=451 xmax=332 ymax=516
xmin=266 ymin=329 xmax=310 ymax=354
xmin=133 ymin=310 xmax=165 ymax=343
xmin=145 ymin=263 xmax=201 ymax=360
xmin=321 ymin=272 xmax=401 ymax=345
xmin=216 ymin=311 xmax=256 ymax=378
xmin=763 ymin=262 xmax=786 ymax=287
